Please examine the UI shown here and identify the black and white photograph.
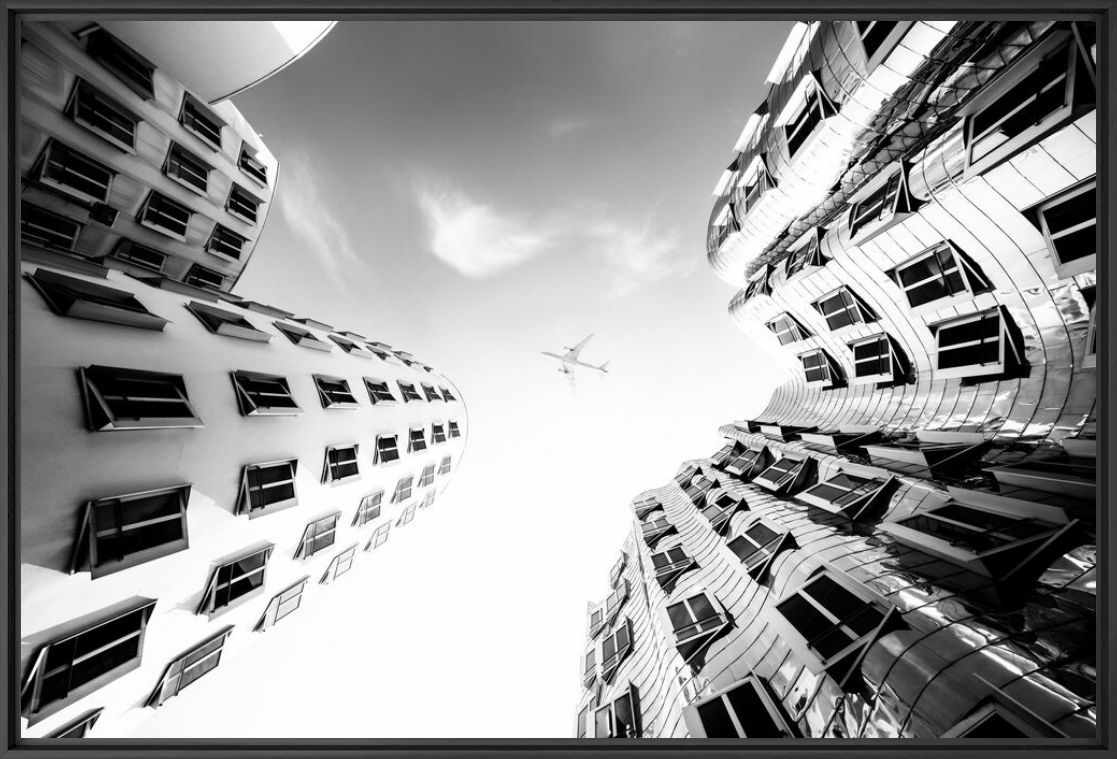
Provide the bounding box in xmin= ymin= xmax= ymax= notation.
xmin=2 ymin=2 xmax=1110 ymax=752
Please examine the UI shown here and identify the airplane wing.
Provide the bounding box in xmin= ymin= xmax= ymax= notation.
xmin=564 ymin=334 xmax=594 ymax=361
xmin=573 ymin=360 xmax=609 ymax=373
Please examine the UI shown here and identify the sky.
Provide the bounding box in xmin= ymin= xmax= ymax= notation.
xmin=127 ymin=19 xmax=793 ymax=738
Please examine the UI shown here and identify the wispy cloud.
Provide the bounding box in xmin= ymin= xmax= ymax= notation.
xmin=413 ymin=179 xmax=692 ymax=296
xmin=547 ymin=117 xmax=595 ymax=139
xmin=276 ymin=148 xmax=363 ymax=290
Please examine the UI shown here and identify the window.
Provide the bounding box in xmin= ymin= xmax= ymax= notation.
xmin=163 ymin=143 xmax=210 ymax=195
xmin=408 ymin=427 xmax=428 ymax=453
xmin=889 ymin=241 xmax=992 ymax=309
xmin=47 ymin=708 xmax=103 ymax=738
xmin=180 ymin=93 xmax=223 ymax=149
xmin=744 ymin=265 xmax=773 ymax=301
xmin=848 ymin=166 xmax=919 ymax=242
xmin=448 ymin=420 xmax=462 ymax=438
xmin=418 ymin=465 xmax=436 ymax=487
xmin=440 ymin=386 xmax=458 ymax=401
xmin=735 ymin=153 xmax=776 ymax=215
xmin=439 ymin=456 xmax=452 ymax=475
xmin=328 ymin=334 xmax=367 ymax=356
xmin=239 ymin=144 xmax=268 ymax=184
xmin=666 ymin=592 xmax=728 ymax=661
xmin=754 ymin=456 xmax=811 ymax=494
xmin=353 ymin=492 xmax=383 ymax=526
xmin=651 ymin=545 xmax=696 ymax=587
xmin=577 ymin=705 xmax=590 ymax=737
xmin=396 ymin=502 xmax=418 ymax=526
xmin=813 ymin=287 xmax=876 ymax=330
xmin=729 ymin=521 xmax=792 ymax=581
xmin=1032 ymin=179 xmax=1096 ymax=278
xmin=197 ymin=543 xmax=273 ymax=615
xmin=313 ymin=375 xmax=360 ymax=409
xmin=582 ymin=648 xmax=597 ymax=687
xmin=766 ymin=313 xmax=812 ymax=345
xmin=594 ymin=684 xmax=641 ymax=738
xmin=206 ymin=224 xmax=248 ymax=260
xmin=965 ymin=27 xmax=1095 ymax=174
xmin=323 ymin=445 xmax=360 ymax=483
xmin=138 ymin=192 xmax=192 ymax=241
xmin=641 ymin=516 xmax=675 ymax=547
xmin=147 ymin=627 xmax=233 ymax=707
xmin=724 ymin=446 xmax=770 ymax=480
xmin=256 ymin=577 xmax=309 ymax=631
xmin=683 ymin=474 xmax=715 ymax=504
xmin=21 ymin=202 xmax=81 ymax=251
xmin=604 ymin=580 xmax=630 ymax=624
xmin=600 ymin=619 xmax=633 ymax=680
xmin=364 ymin=378 xmax=396 ymax=404
xmin=799 ymin=472 xmax=893 ymax=520
xmin=588 ymin=604 xmax=607 ymax=639
xmin=21 ymin=596 xmax=156 ymax=721
xmin=799 ymin=349 xmax=844 ymax=389
xmin=295 ymin=513 xmax=340 ymax=559
xmin=784 ymin=228 xmax=827 ymax=278
xmin=34 ymin=140 xmax=114 ymax=203
xmin=941 ymin=698 xmax=1064 ymax=738
xmin=71 ymin=484 xmax=191 ymax=578
xmin=701 ymin=492 xmax=744 ymax=534
xmin=422 ymin=384 xmax=440 ymax=402
xmin=230 ymin=371 xmax=301 ymax=416
xmin=66 ymin=79 xmax=137 ymax=151
xmin=419 ymin=490 xmax=436 ymax=510
xmin=849 ymin=334 xmax=908 ymax=384
xmin=184 ymin=264 xmax=225 ymax=291
xmin=274 ymin=322 xmax=330 ymax=351
xmin=783 ymin=74 xmax=835 ymax=157
xmin=854 ymin=21 xmax=901 ymax=61
xmin=80 ymin=365 xmax=202 ymax=430
xmin=398 ymin=381 xmax=422 ymax=402
xmin=776 ymin=572 xmax=888 ymax=666
xmin=227 ymin=184 xmax=260 ymax=224
xmin=932 ymin=307 xmax=1024 ymax=380
xmin=633 ymin=497 xmax=661 ymax=520
xmin=110 ymin=239 xmax=166 ymax=273
xmin=85 ymin=29 xmax=154 ymax=99
xmin=27 ymin=268 xmax=167 ymax=331
xmin=236 ymin=459 xmax=298 ymax=518
xmin=186 ymin=301 xmax=270 ymax=342
xmin=375 ymin=435 xmax=400 ymax=465
xmin=431 ymin=423 xmax=447 ymax=444
xmin=392 ymin=475 xmax=414 ymax=504
xmin=610 ymin=554 xmax=628 ymax=589
xmin=365 ymin=522 xmax=391 ymax=550
xmin=321 ymin=545 xmax=357 ymax=584
xmin=687 ymin=676 xmax=797 ymax=738
xmin=1082 ymin=286 xmax=1097 ymax=368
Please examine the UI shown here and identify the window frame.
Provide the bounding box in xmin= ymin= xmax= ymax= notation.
xmin=27 ymin=268 xmax=167 ymax=331
xmin=322 ymin=444 xmax=361 ymax=484
xmin=766 ymin=313 xmax=812 ymax=345
xmin=238 ymin=143 xmax=268 ymax=185
xmin=848 ymin=333 xmax=907 ymax=385
xmin=186 ymin=301 xmax=270 ymax=342
xmin=599 ymin=617 xmax=634 ymax=682
xmin=84 ymin=28 xmax=154 ymax=100
xmin=650 ymin=544 xmax=697 ymax=589
xmin=236 ymin=459 xmax=299 ymax=518
xmin=448 ymin=420 xmax=462 ymax=438
xmin=312 ymin=374 xmax=360 ymax=409
xmin=700 ymin=491 xmax=746 ymax=535
xmin=320 ymin=544 xmax=358 ymax=584
xmin=812 ymin=286 xmax=877 ymax=331
xmin=184 ymin=263 xmax=225 ymax=291
xmin=21 ymin=202 xmax=82 ymax=251
xmin=196 ymin=542 xmax=274 ymax=616
xmin=418 ymin=464 xmax=436 ymax=488
xmin=365 ymin=521 xmax=391 ymax=551
xmin=853 ymin=21 xmax=910 ymax=72
xmin=397 ymin=381 xmax=422 ymax=402
xmin=783 ymin=227 xmax=827 ymax=279
xmin=408 ymin=427 xmax=428 ymax=453
xmin=685 ymin=674 xmax=798 ymax=738
xmin=79 ymin=365 xmax=202 ymax=430
xmin=374 ymin=435 xmax=401 ymax=465
xmin=179 ymin=92 xmax=224 ymax=150
xmin=364 ymin=378 xmax=397 ymax=404
xmin=391 ymin=475 xmax=414 ymax=504
xmin=295 ymin=512 xmax=341 ymax=560
xmin=798 ymin=349 xmax=844 ymax=389
xmin=205 ymin=224 xmax=248 ymax=261
xmin=226 ymin=183 xmax=261 ymax=225
xmin=146 ymin=626 xmax=233 ymax=707
xmin=137 ymin=191 xmax=192 ymax=242
xmin=780 ymin=72 xmax=836 ymax=159
xmin=431 ymin=423 xmax=447 ymax=445
xmin=438 ymin=455 xmax=452 ymax=475
xmin=47 ymin=707 xmax=104 ymax=738
xmin=353 ymin=491 xmax=384 ymax=527
xmin=396 ymin=501 xmax=418 ymax=526
xmin=70 ymin=483 xmax=191 ymax=578
xmin=593 ymin=683 xmax=641 ymax=738
xmin=888 ymin=240 xmax=993 ymax=313
xmin=33 ymin=138 xmax=115 ymax=204
xmin=848 ymin=164 xmax=920 ymax=244
xmin=1031 ymin=178 xmax=1097 ymax=279
xmin=65 ymin=78 xmax=138 ymax=153
xmin=754 ymin=455 xmax=813 ymax=495
xmin=940 ymin=697 xmax=1065 ymax=738
xmin=798 ymin=470 xmax=895 ymax=521
xmin=109 ymin=239 xmax=166 ymax=273
xmin=931 ymin=307 xmax=1024 ymax=380
xmin=255 ymin=576 xmax=309 ymax=632
xmin=665 ymin=590 xmax=730 ymax=663
xmin=273 ymin=321 xmax=331 ymax=351
xmin=162 ymin=142 xmax=211 ymax=197
xmin=230 ymin=370 xmax=302 ymax=416
xmin=728 ymin=517 xmax=793 ymax=582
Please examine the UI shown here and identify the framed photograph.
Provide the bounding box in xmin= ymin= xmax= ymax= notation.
xmin=2 ymin=1 xmax=1110 ymax=757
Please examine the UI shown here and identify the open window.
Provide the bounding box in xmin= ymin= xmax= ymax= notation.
xmin=21 ymin=202 xmax=82 ymax=252
xmin=206 ymin=224 xmax=248 ymax=261
xmin=364 ymin=378 xmax=397 ymax=404
xmin=398 ymin=381 xmax=422 ymax=402
xmin=80 ymin=365 xmax=202 ymax=430
xmin=604 ymin=580 xmax=630 ymax=627
xmin=685 ymin=675 xmax=797 ymax=738
xmin=421 ymin=383 xmax=440 ymax=402
xmin=238 ymin=143 xmax=268 ymax=185
xmin=374 ymin=435 xmax=400 ymax=465
xmin=418 ymin=464 xmax=436 ymax=488
xmin=813 ymin=286 xmax=877 ymax=331
xmin=448 ymin=420 xmax=462 ymax=438
xmin=322 ymin=445 xmax=360 ymax=484
xmin=163 ymin=142 xmax=210 ymax=196
xmin=1029 ymin=178 xmax=1096 ymax=279
xmin=236 ymin=459 xmax=298 ymax=518
xmin=328 ymin=334 xmax=368 ymax=356
xmin=666 ymin=591 xmax=730 ymax=664
xmin=365 ymin=521 xmax=391 ymax=550
xmin=273 ymin=321 xmax=330 ymax=351
xmin=734 ymin=152 xmax=777 ymax=218
xmin=84 ymin=27 xmax=154 ymax=99
xmin=110 ymin=239 xmax=166 ymax=273
xmin=798 ymin=349 xmax=845 ymax=389
xmin=783 ymin=227 xmax=828 ymax=279
xmin=641 ymin=515 xmax=677 ymax=549
xmin=28 ymin=269 xmax=166 ymax=330
xmin=396 ymin=501 xmax=418 ymax=527
xmin=187 ymin=301 xmax=270 ymax=342
xmin=633 ymin=497 xmax=660 ymax=520
xmin=863 ymin=432 xmax=990 ymax=477
xmin=295 ymin=512 xmax=341 ymax=560
xmin=743 ymin=265 xmax=774 ymax=301
xmin=184 ymin=264 xmax=225 ymax=291
xmin=138 ymin=192 xmax=192 ymax=241
xmin=440 ymin=386 xmax=458 ymax=401
xmin=724 ymin=445 xmax=772 ymax=481
xmin=853 ymin=21 xmax=909 ymax=70
xmin=47 ymin=708 xmax=104 ymax=738
xmin=430 ymin=423 xmax=447 ymax=445
xmin=888 ymin=240 xmax=992 ymax=311
xmin=438 ymin=456 xmax=452 ymax=475
xmin=1081 ymin=285 xmax=1097 ymax=369
xmin=779 ymin=71 xmax=837 ymax=159
xmin=609 ymin=553 xmax=628 ymax=590
xmin=147 ymin=627 xmax=233 ymax=708
xmin=230 ymin=371 xmax=301 ymax=416
xmin=227 ymin=184 xmax=261 ymax=225
xmin=21 ymin=596 xmax=156 ymax=723
xmin=321 ymin=545 xmax=357 ymax=584
xmin=600 ymin=618 xmax=633 ymax=682
xmin=391 ymin=475 xmax=414 ymax=504
xmin=798 ymin=471 xmax=897 ymax=522
xmin=33 ymin=139 xmax=114 ymax=204
xmin=848 ymin=164 xmax=921 ymax=244
xmin=754 ymin=456 xmax=816 ymax=496
xmin=701 ymin=492 xmax=746 ymax=535
xmin=66 ymin=78 xmax=137 ymax=152
xmin=683 ymin=473 xmax=716 ymax=505
xmin=408 ymin=427 xmax=428 ymax=453
xmin=728 ymin=518 xmax=795 ymax=582
xmin=197 ymin=542 xmax=273 ymax=616
xmin=419 ymin=491 xmax=436 ymax=510
xmin=71 ymin=484 xmax=191 ymax=578
xmin=353 ymin=491 xmax=384 ymax=527
xmin=255 ymin=576 xmax=309 ymax=632
xmin=941 ymin=693 xmax=1066 ymax=738
xmin=180 ymin=93 xmax=223 ymax=150
xmin=582 ymin=647 xmax=598 ymax=688
xmin=313 ymin=375 xmax=360 ymax=409
xmin=593 ymin=683 xmax=641 ymax=738
xmin=931 ymin=307 xmax=1025 ymax=381
xmin=766 ymin=313 xmax=812 ymax=345
xmin=651 ymin=545 xmax=698 ymax=591
xmin=587 ymin=604 xmax=607 ymax=640
xmin=848 ymin=334 xmax=910 ymax=385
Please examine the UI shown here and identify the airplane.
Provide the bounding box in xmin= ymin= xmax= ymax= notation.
xmin=542 ymin=334 xmax=609 ymax=389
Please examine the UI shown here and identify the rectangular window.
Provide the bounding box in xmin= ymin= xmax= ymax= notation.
xmin=1033 ymin=179 xmax=1096 ymax=278
xmin=365 ymin=522 xmax=391 ymax=551
xmin=138 ymin=192 xmax=192 ymax=241
xmin=418 ymin=465 xmax=435 ymax=488
xmin=274 ymin=321 xmax=331 ymax=351
xmin=47 ymin=708 xmax=103 ymax=738
xmin=766 ymin=314 xmax=811 ymax=345
xmin=364 ymin=378 xmax=396 ymax=403
xmin=398 ymin=382 xmax=422 ymax=402
xmin=328 ymin=334 xmax=365 ymax=355
xmin=728 ymin=521 xmax=786 ymax=576
xmin=230 ymin=370 xmax=301 ymax=416
xmin=889 ymin=241 xmax=991 ymax=309
xmin=256 ymin=577 xmax=309 ymax=631
xmin=725 ymin=446 xmax=768 ymax=479
xmin=27 ymin=268 xmax=167 ymax=331
xmin=147 ymin=627 xmax=233 ymax=707
xmin=689 ymin=676 xmax=796 ymax=738
xmin=431 ymin=423 xmax=447 ymax=444
xmin=21 ymin=597 xmax=156 ymax=721
xmin=799 ymin=349 xmax=842 ymax=388
xmin=237 ymin=460 xmax=298 ymax=518
xmin=206 ymin=224 xmax=248 ymax=260
xmin=440 ymin=386 xmax=457 ymax=401
xmin=85 ymin=29 xmax=154 ymax=99
xmin=353 ymin=492 xmax=383 ymax=526
xmin=448 ymin=420 xmax=462 ymax=438
xmin=941 ymin=699 xmax=1064 ymax=738
xmin=227 ymin=184 xmax=260 ymax=224
xmin=776 ymin=573 xmax=887 ymax=663
xmin=683 ymin=474 xmax=714 ymax=503
xmin=66 ymin=79 xmax=137 ymax=151
xmin=743 ymin=266 xmax=772 ymax=301
xmin=800 ymin=472 xmax=890 ymax=516
xmin=594 ymin=685 xmax=641 ymax=738
xmin=701 ymin=492 xmax=743 ymax=533
xmin=849 ymin=334 xmax=905 ymax=384
xmin=71 ymin=484 xmax=191 ymax=578
xmin=438 ymin=456 xmax=452 ymax=475
xmin=396 ymin=502 xmax=418 ymax=526
xmin=854 ymin=21 xmax=900 ymax=61
xmin=784 ymin=80 xmax=831 ymax=157
xmin=813 ymin=287 xmax=876 ymax=330
xmin=34 ymin=140 xmax=114 ymax=203
xmin=784 ymin=228 xmax=826 ymax=278
xmin=187 ymin=301 xmax=270 ymax=342
xmin=184 ymin=264 xmax=225 ymax=291
xmin=313 ymin=375 xmax=360 ymax=409
xmin=754 ymin=457 xmax=808 ymax=493
xmin=239 ymin=144 xmax=268 ymax=184
xmin=666 ymin=592 xmax=727 ymax=657
xmin=110 ymin=239 xmax=166 ymax=273
xmin=197 ymin=543 xmax=273 ymax=615
xmin=79 ymin=365 xmax=202 ymax=431
xmin=932 ymin=308 xmax=1022 ymax=379
xmin=324 ymin=445 xmax=360 ymax=483
xmin=21 ymin=202 xmax=82 ymax=251
xmin=651 ymin=545 xmax=694 ymax=580
xmin=641 ymin=516 xmax=674 ymax=546
xmin=600 ymin=618 xmax=633 ymax=679
xmin=163 ymin=143 xmax=210 ymax=195
xmin=422 ymin=384 xmax=441 ymax=402
xmin=582 ymin=648 xmax=597 ymax=686
xmin=408 ymin=427 xmax=428 ymax=453
xmin=577 ymin=705 xmax=590 ymax=738
xmin=375 ymin=435 xmax=400 ymax=464
xmin=1083 ymin=288 xmax=1097 ymax=368
xmin=321 ymin=545 xmax=357 ymax=584
xmin=392 ymin=475 xmax=414 ymax=504
xmin=848 ymin=168 xmax=918 ymax=241
xmin=295 ymin=513 xmax=341 ymax=559
xmin=180 ymin=93 xmax=223 ymax=149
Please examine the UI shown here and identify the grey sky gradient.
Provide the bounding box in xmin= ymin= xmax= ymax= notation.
xmin=128 ymin=19 xmax=793 ymax=738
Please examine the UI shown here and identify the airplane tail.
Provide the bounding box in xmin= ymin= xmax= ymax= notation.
xmin=598 ymin=361 xmax=610 ymax=373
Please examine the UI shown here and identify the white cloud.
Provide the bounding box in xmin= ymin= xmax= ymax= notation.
xmin=547 ymin=117 xmax=595 ymax=138
xmin=414 ymin=179 xmax=692 ymax=295
xmin=275 ymin=148 xmax=363 ymax=290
